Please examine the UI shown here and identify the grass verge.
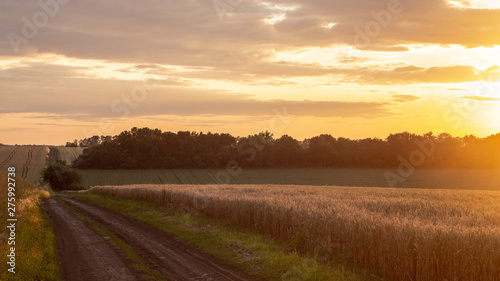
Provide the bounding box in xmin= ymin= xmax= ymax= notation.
xmin=70 ymin=192 xmax=371 ymax=281
xmin=0 ymin=172 xmax=60 ymax=281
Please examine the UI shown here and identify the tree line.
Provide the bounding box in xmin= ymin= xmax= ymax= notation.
xmin=70 ymin=127 xmax=500 ymax=169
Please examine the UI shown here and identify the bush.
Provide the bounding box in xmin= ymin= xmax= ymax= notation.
xmin=42 ymin=161 xmax=82 ymax=191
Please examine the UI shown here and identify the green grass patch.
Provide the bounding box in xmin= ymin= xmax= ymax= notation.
xmin=0 ymin=172 xmax=60 ymax=281
xmin=71 ymin=192 xmax=368 ymax=281
xmin=77 ymin=168 xmax=500 ymax=190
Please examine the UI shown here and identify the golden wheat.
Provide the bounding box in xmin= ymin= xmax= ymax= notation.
xmin=91 ymin=184 xmax=500 ymax=281
xmin=0 ymin=146 xmax=49 ymax=184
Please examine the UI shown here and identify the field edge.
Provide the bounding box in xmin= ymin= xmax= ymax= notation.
xmin=70 ymin=192 xmax=371 ymax=281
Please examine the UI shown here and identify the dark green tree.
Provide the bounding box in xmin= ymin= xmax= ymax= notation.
xmin=42 ymin=161 xmax=82 ymax=191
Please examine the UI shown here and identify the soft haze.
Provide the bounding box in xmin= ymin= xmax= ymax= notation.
xmin=1 ymin=0 xmax=500 ymax=145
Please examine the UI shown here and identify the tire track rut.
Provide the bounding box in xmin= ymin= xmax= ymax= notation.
xmin=21 ymin=147 xmax=34 ymax=179
xmin=0 ymin=147 xmax=20 ymax=169
xmin=55 ymin=196 xmax=264 ymax=281
xmin=48 ymin=146 xmax=59 ymax=165
xmin=42 ymin=198 xmax=138 ymax=281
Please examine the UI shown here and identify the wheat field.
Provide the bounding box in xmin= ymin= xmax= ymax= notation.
xmin=91 ymin=184 xmax=500 ymax=281
xmin=0 ymin=146 xmax=49 ymax=184
xmin=54 ymin=147 xmax=85 ymax=165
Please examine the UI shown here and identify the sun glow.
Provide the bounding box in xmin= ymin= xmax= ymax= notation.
xmin=448 ymin=0 xmax=500 ymax=9
xmin=474 ymin=0 xmax=500 ymax=9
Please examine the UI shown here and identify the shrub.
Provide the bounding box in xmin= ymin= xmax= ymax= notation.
xmin=42 ymin=161 xmax=82 ymax=191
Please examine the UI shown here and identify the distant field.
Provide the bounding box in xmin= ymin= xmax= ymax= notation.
xmin=53 ymin=146 xmax=85 ymax=165
xmin=52 ymin=146 xmax=500 ymax=190
xmin=78 ymin=168 xmax=500 ymax=190
xmin=0 ymin=146 xmax=49 ymax=184
xmin=91 ymin=184 xmax=500 ymax=281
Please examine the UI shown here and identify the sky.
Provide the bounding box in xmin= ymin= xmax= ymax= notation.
xmin=1 ymin=0 xmax=500 ymax=145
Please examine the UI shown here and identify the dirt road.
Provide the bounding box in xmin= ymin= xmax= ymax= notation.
xmin=43 ymin=196 xmax=264 ymax=281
